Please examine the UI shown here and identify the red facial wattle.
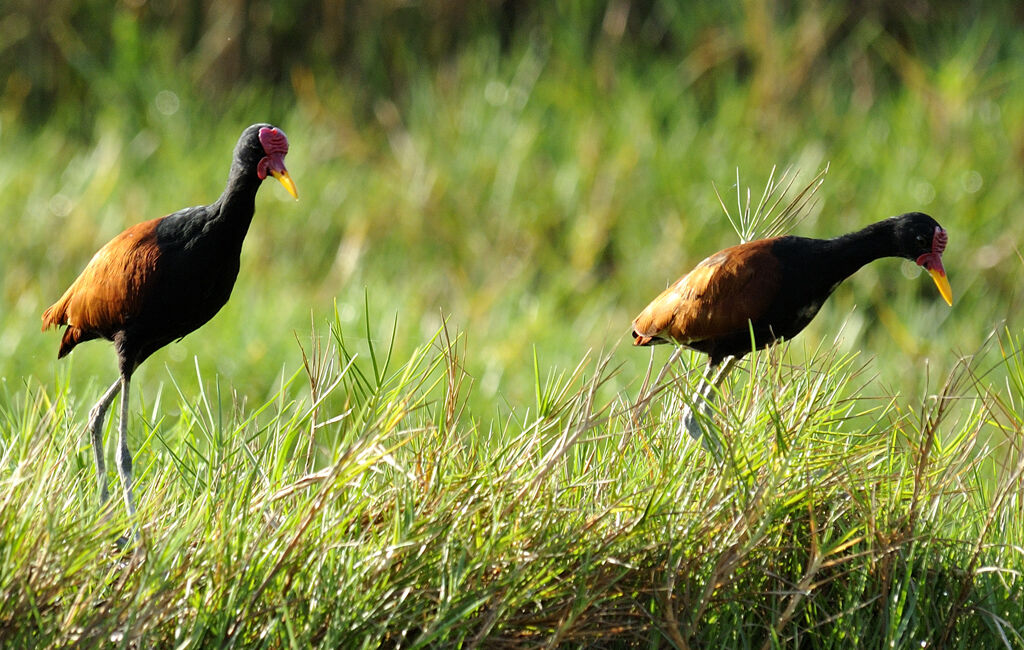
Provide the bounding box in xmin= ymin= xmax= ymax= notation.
xmin=915 ymin=226 xmax=952 ymax=306
xmin=256 ymin=127 xmax=298 ymax=199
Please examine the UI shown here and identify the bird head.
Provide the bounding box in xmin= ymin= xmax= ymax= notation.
xmin=900 ymin=212 xmax=952 ymax=306
xmin=254 ymin=126 xmax=299 ymax=200
xmin=235 ymin=124 xmax=299 ymax=199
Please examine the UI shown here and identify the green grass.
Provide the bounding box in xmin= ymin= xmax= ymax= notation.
xmin=2 ymin=311 xmax=1023 ymax=646
xmin=4 ymin=3 xmax=1024 ymax=646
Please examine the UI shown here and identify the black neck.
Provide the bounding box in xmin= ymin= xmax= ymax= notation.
xmin=822 ymin=218 xmax=904 ymax=283
xmin=209 ymin=159 xmax=262 ymax=240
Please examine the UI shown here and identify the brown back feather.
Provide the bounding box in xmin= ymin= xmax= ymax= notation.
xmin=632 ymin=239 xmax=781 ymax=346
xmin=41 ymin=218 xmax=164 ymax=358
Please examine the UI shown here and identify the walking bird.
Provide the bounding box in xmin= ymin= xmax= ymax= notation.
xmin=632 ymin=212 xmax=953 ymax=440
xmin=42 ymin=124 xmax=298 ymax=531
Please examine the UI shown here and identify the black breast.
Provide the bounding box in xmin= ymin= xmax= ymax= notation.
xmin=753 ymin=237 xmax=841 ymax=342
xmin=121 ymin=209 xmax=244 ymax=366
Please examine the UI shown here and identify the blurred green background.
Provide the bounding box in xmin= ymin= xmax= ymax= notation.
xmin=2 ymin=0 xmax=1022 ymax=411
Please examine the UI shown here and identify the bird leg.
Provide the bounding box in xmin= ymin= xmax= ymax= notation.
xmin=86 ymin=379 xmax=122 ymax=505
xmin=116 ymin=374 xmax=137 ymax=522
xmin=681 ymin=357 xmax=736 ymax=444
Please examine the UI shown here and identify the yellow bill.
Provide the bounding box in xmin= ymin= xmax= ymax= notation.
xmin=929 ymin=268 xmax=953 ymax=306
xmin=271 ymin=169 xmax=299 ymax=200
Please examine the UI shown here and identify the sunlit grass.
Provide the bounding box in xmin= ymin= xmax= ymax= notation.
xmin=1 ymin=309 xmax=1023 ymax=646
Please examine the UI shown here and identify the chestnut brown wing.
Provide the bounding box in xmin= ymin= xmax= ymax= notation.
xmin=41 ymin=218 xmax=164 ymax=357
xmin=632 ymin=239 xmax=782 ymax=346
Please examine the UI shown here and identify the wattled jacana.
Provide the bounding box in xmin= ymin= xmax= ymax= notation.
xmin=42 ymin=124 xmax=298 ymax=531
xmin=632 ymin=212 xmax=953 ymax=440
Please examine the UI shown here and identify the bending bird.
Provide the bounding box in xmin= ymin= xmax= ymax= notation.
xmin=631 ymin=212 xmax=953 ymax=440
xmin=42 ymin=124 xmax=298 ymax=532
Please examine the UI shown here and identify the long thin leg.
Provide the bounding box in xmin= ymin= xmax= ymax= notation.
xmin=115 ymin=374 xmax=137 ymax=521
xmin=707 ymin=357 xmax=737 ymax=401
xmin=87 ymin=379 xmax=122 ymax=505
xmin=681 ymin=356 xmax=737 ymax=443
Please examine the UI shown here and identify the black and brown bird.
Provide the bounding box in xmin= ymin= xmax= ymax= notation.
xmin=631 ymin=212 xmax=953 ymax=439
xmin=42 ymin=124 xmax=298 ymax=529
